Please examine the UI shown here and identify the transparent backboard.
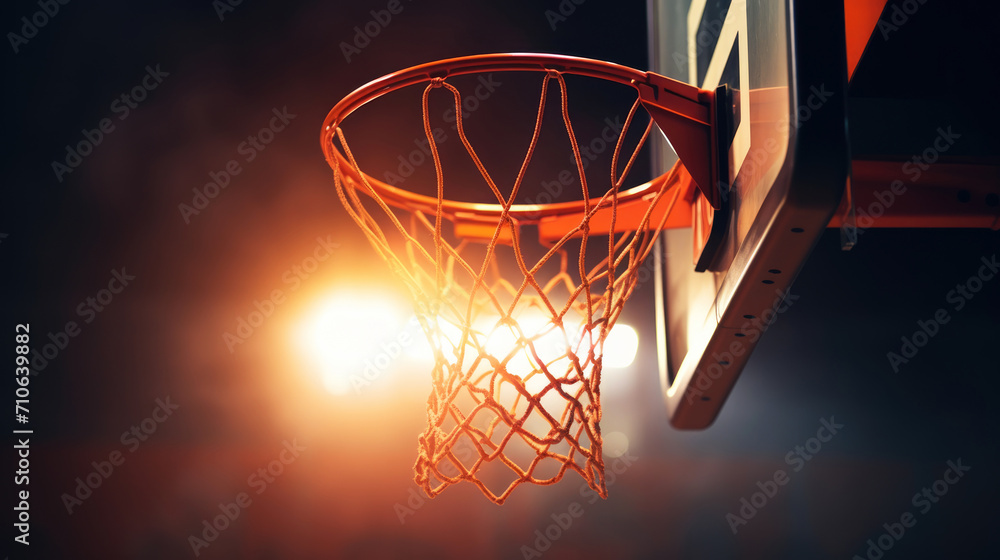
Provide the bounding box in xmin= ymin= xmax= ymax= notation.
xmin=650 ymin=0 xmax=849 ymax=428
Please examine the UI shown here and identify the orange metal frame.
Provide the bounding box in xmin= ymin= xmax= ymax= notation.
xmin=322 ymin=53 xmax=999 ymax=245
xmin=321 ymin=53 xmax=724 ymax=243
xmin=833 ymin=162 xmax=1000 ymax=230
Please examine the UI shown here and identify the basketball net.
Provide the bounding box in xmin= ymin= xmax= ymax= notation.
xmin=329 ymin=70 xmax=683 ymax=504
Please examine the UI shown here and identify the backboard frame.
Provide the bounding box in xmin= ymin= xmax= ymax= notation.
xmin=651 ymin=0 xmax=849 ymax=428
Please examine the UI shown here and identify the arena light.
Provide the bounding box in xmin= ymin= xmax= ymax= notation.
xmin=293 ymin=292 xmax=409 ymax=395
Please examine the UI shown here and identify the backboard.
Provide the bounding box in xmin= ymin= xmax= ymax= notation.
xmin=650 ymin=0 xmax=849 ymax=428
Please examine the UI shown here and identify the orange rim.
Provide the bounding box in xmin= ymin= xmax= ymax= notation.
xmin=320 ymin=53 xmax=692 ymax=225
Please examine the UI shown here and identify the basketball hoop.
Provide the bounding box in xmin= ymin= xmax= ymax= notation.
xmin=321 ymin=53 xmax=721 ymax=503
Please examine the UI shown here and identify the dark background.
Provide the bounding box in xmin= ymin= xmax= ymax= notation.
xmin=3 ymin=0 xmax=998 ymax=559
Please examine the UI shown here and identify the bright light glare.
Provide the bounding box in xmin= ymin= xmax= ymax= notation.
xmin=293 ymin=291 xmax=641 ymax=398
xmin=474 ymin=313 xmax=640 ymax=377
xmin=294 ymin=293 xmax=408 ymax=395
xmin=602 ymin=431 xmax=630 ymax=458
xmin=602 ymin=324 xmax=639 ymax=368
